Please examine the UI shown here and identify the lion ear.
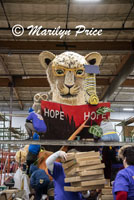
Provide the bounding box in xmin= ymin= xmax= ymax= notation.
xmin=39 ymin=51 xmax=56 ymax=69
xmin=85 ymin=52 xmax=102 ymax=66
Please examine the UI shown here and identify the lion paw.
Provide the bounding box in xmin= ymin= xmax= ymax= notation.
xmin=88 ymin=94 xmax=99 ymax=105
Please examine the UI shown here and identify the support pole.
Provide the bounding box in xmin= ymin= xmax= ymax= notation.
xmin=9 ymin=86 xmax=13 ymax=129
xmin=9 ymin=86 xmax=13 ymax=151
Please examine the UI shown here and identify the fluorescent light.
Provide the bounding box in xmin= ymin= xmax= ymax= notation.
xmin=22 ymin=76 xmax=30 ymax=79
xmin=123 ymin=108 xmax=134 ymax=111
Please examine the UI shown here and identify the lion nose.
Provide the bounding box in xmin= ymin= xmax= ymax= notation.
xmin=64 ymin=71 xmax=74 ymax=86
xmin=65 ymin=84 xmax=74 ymax=89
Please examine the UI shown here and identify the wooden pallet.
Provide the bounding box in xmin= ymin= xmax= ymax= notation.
xmin=101 ymin=186 xmax=113 ymax=200
xmin=62 ymin=151 xmax=105 ymax=192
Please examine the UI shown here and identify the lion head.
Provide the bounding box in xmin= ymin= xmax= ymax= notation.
xmin=39 ymin=51 xmax=102 ymax=105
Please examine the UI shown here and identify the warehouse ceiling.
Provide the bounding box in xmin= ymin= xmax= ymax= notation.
xmin=0 ymin=0 xmax=134 ymax=111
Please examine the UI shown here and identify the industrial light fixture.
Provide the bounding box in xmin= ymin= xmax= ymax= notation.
xmin=22 ymin=76 xmax=30 ymax=79
xmin=123 ymin=108 xmax=134 ymax=111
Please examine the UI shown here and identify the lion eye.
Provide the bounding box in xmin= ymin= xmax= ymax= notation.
xmin=56 ymin=69 xmax=64 ymax=75
xmin=76 ymin=69 xmax=84 ymax=75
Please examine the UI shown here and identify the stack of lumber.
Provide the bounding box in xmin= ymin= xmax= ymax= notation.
xmin=0 ymin=189 xmax=26 ymax=200
xmin=101 ymin=186 xmax=113 ymax=200
xmin=62 ymin=151 xmax=105 ymax=192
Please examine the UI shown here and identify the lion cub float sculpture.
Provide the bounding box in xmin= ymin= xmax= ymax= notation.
xmin=32 ymin=51 xmax=102 ymax=176
xmin=33 ymin=51 xmax=102 ymax=113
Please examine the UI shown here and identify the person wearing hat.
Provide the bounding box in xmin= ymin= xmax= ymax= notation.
xmin=113 ymin=145 xmax=134 ymax=200
xmin=30 ymin=164 xmax=50 ymax=200
xmin=26 ymin=132 xmax=40 ymax=175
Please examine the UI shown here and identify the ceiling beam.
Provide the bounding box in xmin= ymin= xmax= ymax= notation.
xmin=116 ymin=117 xmax=134 ymax=126
xmin=1 ymin=27 xmax=133 ymax=32
xmin=0 ymin=77 xmax=133 ymax=87
xmin=102 ymin=54 xmax=134 ymax=102
xmin=100 ymin=54 xmax=131 ymax=100
xmin=0 ymin=41 xmax=134 ymax=54
xmin=3 ymin=0 xmax=131 ymax=4
xmin=13 ymin=88 xmax=23 ymax=110
xmin=0 ymin=14 xmax=134 ymax=22
xmin=0 ymin=57 xmax=12 ymax=82
xmin=0 ymin=56 xmax=24 ymax=110
xmin=122 ymin=79 xmax=134 ymax=87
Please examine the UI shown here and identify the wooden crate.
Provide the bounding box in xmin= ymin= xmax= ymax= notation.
xmin=101 ymin=186 xmax=113 ymax=200
xmin=101 ymin=195 xmax=113 ymax=200
xmin=62 ymin=151 xmax=105 ymax=192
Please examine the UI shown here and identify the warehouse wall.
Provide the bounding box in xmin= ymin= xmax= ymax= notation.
xmin=2 ymin=111 xmax=27 ymax=132
xmin=111 ymin=112 xmax=134 ymax=141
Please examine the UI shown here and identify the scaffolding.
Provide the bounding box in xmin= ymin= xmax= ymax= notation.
xmin=0 ymin=113 xmax=26 ymax=186
xmin=0 ymin=150 xmax=18 ymax=185
xmin=0 ymin=111 xmax=27 ymax=181
xmin=0 ymin=113 xmax=26 ymax=150
xmin=116 ymin=117 xmax=134 ymax=142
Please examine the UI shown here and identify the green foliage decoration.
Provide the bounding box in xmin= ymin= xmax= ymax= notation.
xmin=88 ymin=125 xmax=103 ymax=138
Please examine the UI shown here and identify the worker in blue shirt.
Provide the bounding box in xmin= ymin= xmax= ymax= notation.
xmin=26 ymin=132 xmax=40 ymax=175
xmin=30 ymin=164 xmax=50 ymax=200
xmin=46 ymin=150 xmax=90 ymax=200
xmin=113 ymin=146 xmax=134 ymax=200
xmin=25 ymin=107 xmax=47 ymax=139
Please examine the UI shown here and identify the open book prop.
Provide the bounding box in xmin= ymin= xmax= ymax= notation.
xmin=41 ymin=101 xmax=111 ymax=150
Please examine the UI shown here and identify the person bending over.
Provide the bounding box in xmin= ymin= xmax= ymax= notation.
xmin=46 ymin=150 xmax=90 ymax=200
xmin=25 ymin=107 xmax=47 ymax=139
xmin=113 ymin=146 xmax=134 ymax=200
xmin=30 ymin=164 xmax=50 ymax=200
